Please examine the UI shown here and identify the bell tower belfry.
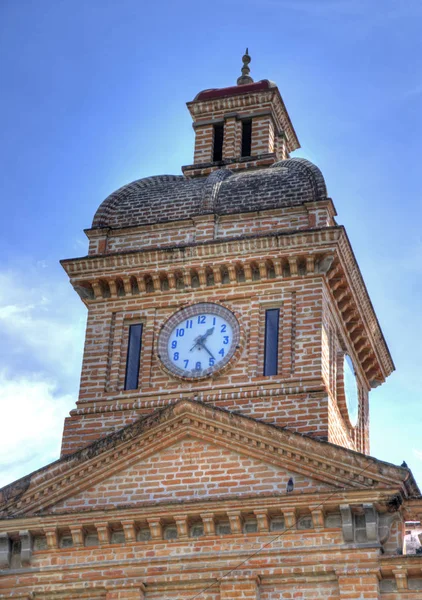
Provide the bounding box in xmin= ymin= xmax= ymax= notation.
xmin=59 ymin=53 xmax=394 ymax=458
xmin=183 ymin=50 xmax=300 ymax=178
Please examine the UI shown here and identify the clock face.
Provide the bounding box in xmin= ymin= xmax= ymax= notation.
xmin=343 ymin=354 xmax=359 ymax=427
xmin=158 ymin=303 xmax=240 ymax=379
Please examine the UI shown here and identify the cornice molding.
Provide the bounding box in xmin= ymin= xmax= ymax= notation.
xmin=0 ymin=400 xmax=413 ymax=518
xmin=61 ymin=227 xmax=341 ymax=276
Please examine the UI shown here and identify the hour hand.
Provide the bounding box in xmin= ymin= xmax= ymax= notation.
xmin=203 ymin=327 xmax=214 ymax=340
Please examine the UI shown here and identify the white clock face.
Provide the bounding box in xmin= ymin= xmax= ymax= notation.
xmin=344 ymin=354 xmax=359 ymax=427
xmin=158 ymin=303 xmax=239 ymax=379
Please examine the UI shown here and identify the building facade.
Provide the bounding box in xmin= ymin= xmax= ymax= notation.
xmin=1 ymin=52 xmax=422 ymax=599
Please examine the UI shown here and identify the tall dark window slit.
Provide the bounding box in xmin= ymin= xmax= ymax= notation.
xmin=213 ymin=123 xmax=224 ymax=162
xmin=263 ymin=308 xmax=280 ymax=376
xmin=241 ymin=119 xmax=252 ymax=157
xmin=124 ymin=324 xmax=143 ymax=390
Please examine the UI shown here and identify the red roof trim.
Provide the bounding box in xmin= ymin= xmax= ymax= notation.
xmin=194 ymin=80 xmax=273 ymax=101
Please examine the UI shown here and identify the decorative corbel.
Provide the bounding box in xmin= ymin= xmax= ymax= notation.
xmin=182 ymin=270 xmax=191 ymax=288
xmin=95 ymin=522 xmax=111 ymax=546
xmin=107 ymin=278 xmax=118 ymax=298
xmin=340 ymin=504 xmax=354 ymax=542
xmin=243 ymin=263 xmax=252 ymax=282
xmin=282 ymin=509 xmax=296 ymax=529
xmin=316 ymin=255 xmax=334 ymax=274
xmin=200 ymin=513 xmax=216 ymax=536
xmin=70 ymin=526 xmax=85 ymax=547
xmin=174 ymin=515 xmax=189 ymax=540
xmin=227 ymin=511 xmax=243 ymax=534
xmin=228 ymin=265 xmax=237 ymax=283
xmin=147 ymin=518 xmax=163 ymax=540
xmin=19 ymin=530 xmax=33 ymax=566
xmin=91 ymin=280 xmax=103 ymax=299
xmin=259 ymin=261 xmax=268 ymax=280
xmin=364 ymin=504 xmax=378 ymax=542
xmin=167 ymin=273 xmax=176 ymax=290
xmin=393 ymin=568 xmax=408 ymax=590
xmin=44 ymin=527 xmax=59 ymax=550
xmin=0 ymin=533 xmax=11 ymax=568
xmin=212 ymin=266 xmax=222 ymax=285
xmin=122 ymin=520 xmax=137 ymax=543
xmin=198 ymin=268 xmax=207 ymax=287
xmin=306 ymin=255 xmax=315 ymax=274
xmin=273 ymin=259 xmax=283 ymax=277
xmin=310 ymin=506 xmax=325 ymax=529
xmin=254 ymin=510 xmax=270 ymax=532
xmin=136 ymin=275 xmax=146 ymax=293
xmin=122 ymin=277 xmax=132 ymax=295
xmin=288 ymin=257 xmax=298 ymax=276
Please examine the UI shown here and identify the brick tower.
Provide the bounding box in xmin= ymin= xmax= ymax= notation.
xmin=1 ymin=51 xmax=421 ymax=599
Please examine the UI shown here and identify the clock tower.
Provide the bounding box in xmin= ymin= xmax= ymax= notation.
xmin=1 ymin=52 xmax=420 ymax=600
xmin=60 ymin=50 xmax=392 ymax=457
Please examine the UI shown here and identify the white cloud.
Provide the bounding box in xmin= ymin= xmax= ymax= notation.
xmin=0 ymin=268 xmax=86 ymax=382
xmin=0 ymin=265 xmax=85 ymax=487
xmin=0 ymin=371 xmax=76 ymax=487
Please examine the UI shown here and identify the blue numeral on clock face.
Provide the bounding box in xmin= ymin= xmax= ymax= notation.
xmin=209 ymin=358 xmax=215 ymax=366
xmin=174 ymin=352 xmax=179 ymax=360
xmin=195 ymin=361 xmax=201 ymax=369
xmin=218 ymin=348 xmax=225 ymax=357
xmin=176 ymin=328 xmax=184 ymax=337
xmin=184 ymin=359 xmax=189 ymax=368
xmin=223 ymin=336 xmax=229 ymax=345
xmin=186 ymin=320 xmax=193 ymax=328
xmin=197 ymin=315 xmax=206 ymax=324
xmin=171 ymin=340 xmax=177 ymax=349
xmin=221 ymin=324 xmax=227 ymax=332
xmin=213 ymin=317 xmax=216 ymax=325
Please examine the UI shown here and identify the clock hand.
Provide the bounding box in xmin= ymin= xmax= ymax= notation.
xmin=202 ymin=327 xmax=214 ymax=339
xmin=189 ymin=327 xmax=215 ymax=352
xmin=189 ymin=337 xmax=201 ymax=352
xmin=190 ymin=333 xmax=206 ymax=352
xmin=199 ymin=342 xmax=215 ymax=360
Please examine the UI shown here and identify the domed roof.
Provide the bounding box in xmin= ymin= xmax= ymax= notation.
xmin=92 ymin=158 xmax=327 ymax=230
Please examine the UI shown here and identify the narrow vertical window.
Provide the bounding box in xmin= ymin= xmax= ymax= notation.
xmin=264 ymin=309 xmax=279 ymax=376
xmin=124 ymin=324 xmax=143 ymax=390
xmin=241 ymin=119 xmax=252 ymax=157
xmin=213 ymin=123 xmax=224 ymax=162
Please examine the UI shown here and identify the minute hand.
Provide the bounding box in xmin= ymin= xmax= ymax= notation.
xmin=199 ymin=342 xmax=215 ymax=360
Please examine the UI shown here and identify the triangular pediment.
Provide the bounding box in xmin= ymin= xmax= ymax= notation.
xmin=49 ymin=436 xmax=334 ymax=513
xmin=0 ymin=400 xmax=415 ymax=517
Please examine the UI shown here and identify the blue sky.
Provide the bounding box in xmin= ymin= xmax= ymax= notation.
xmin=0 ymin=0 xmax=421 ymax=488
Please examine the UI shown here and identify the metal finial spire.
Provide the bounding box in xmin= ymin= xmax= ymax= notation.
xmin=237 ymin=48 xmax=254 ymax=86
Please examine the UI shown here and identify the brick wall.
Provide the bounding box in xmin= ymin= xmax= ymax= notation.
xmin=92 ymin=207 xmax=317 ymax=256
xmin=6 ymin=536 xmax=416 ymax=598
xmin=193 ymin=124 xmax=214 ymax=164
xmin=62 ymin=274 xmax=359 ymax=454
xmin=53 ymin=438 xmax=334 ymax=512
xmin=250 ymin=115 xmax=274 ymax=155
xmin=260 ymin=581 xmax=339 ymax=598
